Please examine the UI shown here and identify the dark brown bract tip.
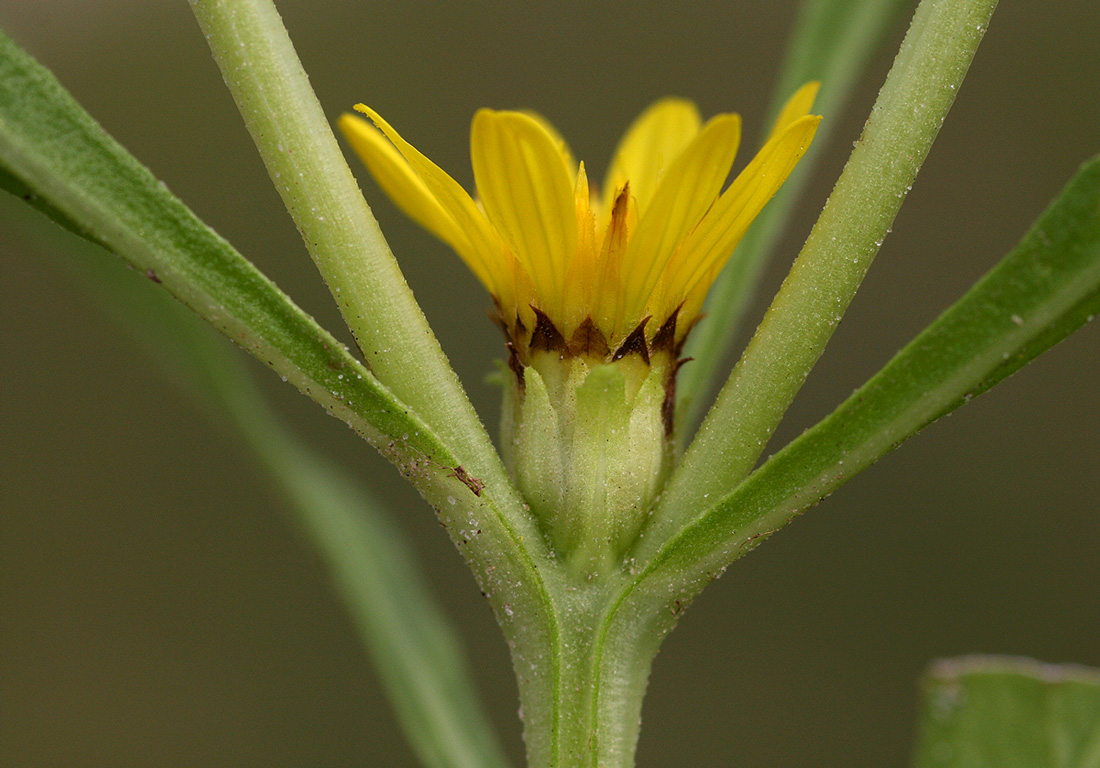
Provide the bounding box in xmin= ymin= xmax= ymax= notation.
xmin=567 ymin=317 xmax=611 ymax=358
xmin=612 ymin=317 xmax=651 ymax=364
xmin=530 ymin=306 xmax=566 ymax=354
xmin=651 ymin=306 xmax=681 ymax=354
xmin=661 ymin=356 xmax=692 ymax=436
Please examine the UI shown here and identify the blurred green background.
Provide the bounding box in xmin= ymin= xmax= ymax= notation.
xmin=2 ymin=2 xmax=1098 ymax=766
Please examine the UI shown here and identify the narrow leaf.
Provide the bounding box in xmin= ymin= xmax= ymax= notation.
xmin=629 ymin=152 xmax=1100 ymax=612
xmin=278 ymin=448 xmax=516 ymax=768
xmin=656 ymin=0 xmax=1000 ymax=540
xmin=7 ymin=188 xmax=515 ymax=768
xmin=187 ymin=0 xmax=504 ymax=486
xmin=0 ymin=28 xmax=445 ymax=469
xmin=678 ymin=0 xmax=912 ymax=433
xmin=0 ymin=33 xmax=561 ymax=758
xmin=913 ymin=656 xmax=1100 ymax=768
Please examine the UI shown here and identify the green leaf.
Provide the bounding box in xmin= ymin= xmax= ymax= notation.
xmin=678 ymin=0 xmax=912 ymax=434
xmin=280 ymin=450 xmax=516 ymax=768
xmin=913 ymin=656 xmax=1100 ymax=768
xmin=652 ymin=0 xmax=1000 ymax=555
xmin=0 ymin=32 xmax=561 ymax=762
xmin=187 ymin=0 xmax=505 ymax=488
xmin=0 ymin=27 xmax=549 ymax=570
xmin=0 ymin=27 xmax=446 ymax=469
xmin=623 ymin=152 xmax=1099 ymax=619
xmin=6 ymin=194 xmax=514 ymax=768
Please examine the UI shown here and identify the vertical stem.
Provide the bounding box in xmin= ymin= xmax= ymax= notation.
xmin=677 ymin=0 xmax=912 ymax=436
xmin=516 ymin=585 xmax=660 ymax=768
xmin=188 ymin=0 xmax=505 ymax=486
xmin=650 ymin=0 xmax=999 ymax=540
xmin=186 ymin=11 xmax=569 ymax=766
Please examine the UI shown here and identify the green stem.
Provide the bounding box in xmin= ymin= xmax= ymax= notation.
xmin=516 ymin=581 xmax=660 ymax=768
xmin=677 ymin=0 xmax=911 ymax=437
xmin=184 ymin=8 xmax=569 ymax=763
xmin=187 ymin=0 xmax=502 ymax=488
xmin=650 ymin=0 xmax=999 ymax=542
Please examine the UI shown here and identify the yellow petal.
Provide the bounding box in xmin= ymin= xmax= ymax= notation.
xmin=471 ymin=109 xmax=578 ymax=321
xmin=510 ymin=256 xmax=538 ymax=338
xmin=678 ymin=266 xmax=716 ymax=331
xmin=766 ymin=82 xmax=820 ymax=142
xmin=339 ymin=113 xmax=462 ymax=250
xmin=352 ymin=105 xmax=509 ymax=302
xmin=660 ymin=114 xmax=822 ymax=320
xmin=592 ymin=185 xmax=636 ymax=341
xmin=521 ymin=109 xmax=578 ymax=185
xmin=563 ymin=162 xmax=598 ymax=335
xmin=617 ymin=112 xmax=742 ymax=327
xmin=601 ymin=98 xmax=702 ymax=213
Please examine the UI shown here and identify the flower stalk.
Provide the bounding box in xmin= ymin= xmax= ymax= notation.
xmin=187 ymin=0 xmax=504 ymax=488
xmin=646 ymin=0 xmax=1000 ymax=550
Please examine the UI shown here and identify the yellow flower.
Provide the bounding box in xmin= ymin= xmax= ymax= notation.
xmin=338 ymin=86 xmax=820 ymax=366
xmin=340 ymin=89 xmax=820 ymax=570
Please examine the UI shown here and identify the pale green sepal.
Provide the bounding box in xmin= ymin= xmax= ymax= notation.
xmin=508 ymin=355 xmax=671 ymax=576
xmin=571 ymin=361 xmax=667 ymax=572
xmin=570 ymin=363 xmax=632 ymax=566
xmin=508 ymin=364 xmax=567 ymax=535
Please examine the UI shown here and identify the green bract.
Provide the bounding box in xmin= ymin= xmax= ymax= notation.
xmin=504 ymin=354 xmax=672 ymax=574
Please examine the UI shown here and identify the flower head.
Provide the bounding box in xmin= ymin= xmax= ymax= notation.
xmin=340 ymin=89 xmax=820 ymax=571
xmin=339 ymin=86 xmax=820 ymax=366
